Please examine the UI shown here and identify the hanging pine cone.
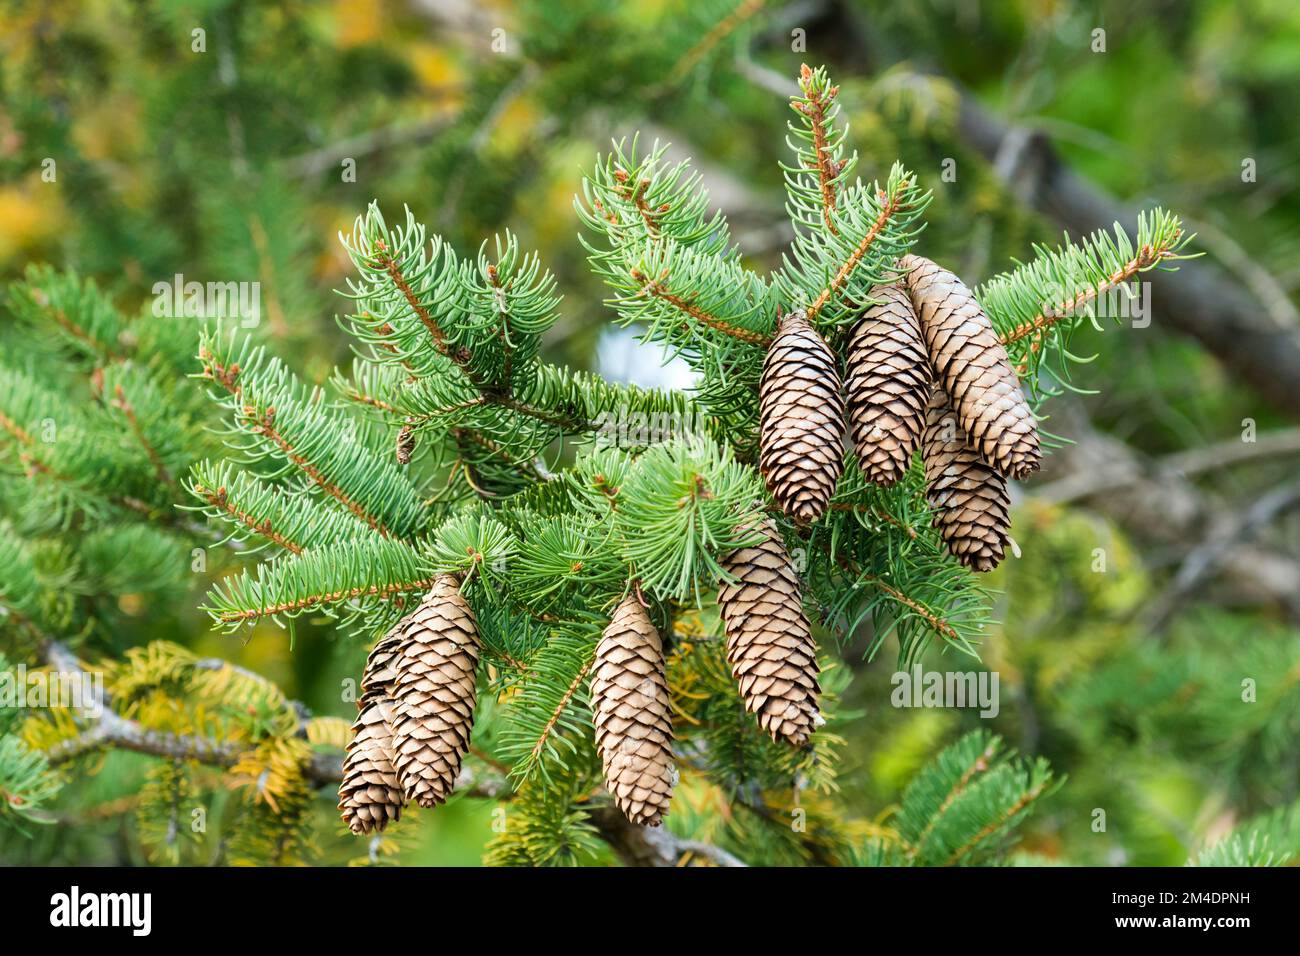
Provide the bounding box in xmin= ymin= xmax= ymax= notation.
xmin=921 ymin=388 xmax=1012 ymax=572
xmin=591 ymin=591 xmax=675 ymax=827
xmin=844 ymin=284 xmax=932 ymax=485
xmin=759 ymin=308 xmax=845 ymax=523
xmin=390 ymin=574 xmax=481 ymax=808
xmin=901 ymin=255 xmax=1041 ymax=479
xmin=338 ymin=698 xmax=404 ymax=834
xmin=718 ymin=520 xmax=821 ymax=747
xmin=359 ymin=623 xmax=405 ymax=707
xmin=338 ymin=618 xmax=414 ymax=833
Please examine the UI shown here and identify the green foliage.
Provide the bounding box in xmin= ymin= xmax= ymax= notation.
xmin=5 ymin=0 xmax=1270 ymax=870
xmin=859 ymin=730 xmax=1059 ymax=866
xmin=484 ymin=768 xmax=605 ymax=867
xmin=0 ymin=269 xmax=208 ymax=647
xmin=1190 ymin=802 xmax=1300 ymax=867
xmin=14 ymin=55 xmax=1179 ymax=866
xmin=197 ymin=326 xmax=428 ymax=539
xmin=0 ymin=655 xmax=64 ymax=830
xmin=605 ymin=439 xmax=765 ymax=602
xmin=979 ymin=209 xmax=1195 ymax=403
xmin=201 ymin=535 xmax=429 ymax=637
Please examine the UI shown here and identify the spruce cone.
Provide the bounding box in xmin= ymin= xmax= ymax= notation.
xmin=390 ymin=574 xmax=481 ymax=808
xmin=591 ymin=592 xmax=675 ymax=827
xmin=921 ymin=388 xmax=1012 ymax=572
xmin=339 ymin=698 xmax=404 ymax=834
xmin=845 ymin=284 xmax=932 ymax=485
xmin=902 ymin=255 xmax=1040 ymax=479
xmin=759 ymin=309 xmax=845 ymax=523
xmin=338 ymin=616 xmax=415 ymax=833
xmin=718 ymin=521 xmax=821 ymax=747
xmin=359 ymin=626 xmax=404 ymax=707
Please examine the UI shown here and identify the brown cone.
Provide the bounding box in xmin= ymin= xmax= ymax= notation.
xmin=338 ymin=698 xmax=404 ymax=834
xmin=921 ymin=388 xmax=1012 ymax=572
xmin=902 ymin=255 xmax=1040 ymax=479
xmin=591 ymin=592 xmax=676 ymax=827
xmin=359 ymin=624 xmax=405 ymax=708
xmin=338 ymin=615 xmax=415 ymax=832
xmin=718 ymin=520 xmax=821 ymax=747
xmin=390 ymin=574 xmax=481 ymax=808
xmin=845 ymin=284 xmax=933 ymax=485
xmin=759 ymin=309 xmax=845 ymax=523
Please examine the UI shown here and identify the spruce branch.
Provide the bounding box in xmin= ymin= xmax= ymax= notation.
xmin=910 ymin=735 xmax=999 ymax=853
xmin=110 ymin=384 xmax=174 ymax=487
xmin=979 ymin=208 xmax=1193 ymax=387
xmin=198 ymin=331 xmax=426 ymax=539
xmin=942 ymin=774 xmax=1053 ymax=866
xmin=861 ymin=731 xmax=1058 ymax=866
xmin=629 ymin=265 xmax=772 ymax=347
xmin=497 ymin=619 xmax=601 ymax=786
xmin=202 ymin=537 xmax=434 ymax=632
xmin=783 ymin=63 xmax=857 ymax=236
xmin=6 ymin=265 xmax=127 ymax=364
xmin=787 ymin=63 xmax=853 ymax=235
xmin=183 ymin=460 xmax=374 ymax=555
xmin=805 ymin=172 xmax=918 ymax=323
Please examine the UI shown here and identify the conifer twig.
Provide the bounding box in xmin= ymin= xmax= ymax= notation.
xmin=910 ymin=738 xmax=997 ymax=857
xmin=213 ymin=576 xmax=438 ymax=624
xmin=827 ymin=502 xmax=920 ymax=539
xmin=999 ymin=236 xmax=1185 ymax=366
xmin=806 ymin=176 xmax=911 ymax=321
xmin=199 ymin=348 xmax=399 ymax=538
xmin=31 ymin=292 xmax=124 ymax=362
xmin=613 ymin=169 xmax=666 ymax=239
xmin=943 ymin=777 xmax=1052 ymax=866
xmin=805 ymin=533 xmax=963 ymax=648
xmin=528 ymin=658 xmax=594 ymax=765
xmin=665 ymin=0 xmax=767 ymax=87
xmin=190 ymin=482 xmax=305 ymax=554
xmin=792 ymin=63 xmax=841 ymax=234
xmin=245 ymin=406 xmax=396 ymax=538
xmin=862 ymin=574 xmax=962 ymax=644
xmin=630 ymin=267 xmax=772 ymax=346
xmin=110 ymin=384 xmax=174 ymax=488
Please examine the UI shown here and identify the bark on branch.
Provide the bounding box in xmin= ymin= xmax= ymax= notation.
xmin=37 ymin=641 xmax=740 ymax=865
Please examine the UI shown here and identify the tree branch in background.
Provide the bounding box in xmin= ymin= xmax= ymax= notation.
xmin=37 ymin=640 xmax=739 ymax=866
xmin=1142 ymin=479 xmax=1300 ymax=632
xmin=589 ymin=805 xmax=748 ymax=866
xmin=943 ymin=76 xmax=1300 ymax=419
xmin=283 ymin=115 xmax=454 ymax=179
xmin=1029 ymin=402 xmax=1300 ymax=619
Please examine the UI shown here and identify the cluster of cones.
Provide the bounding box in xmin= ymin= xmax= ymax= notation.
xmin=338 ymin=573 xmax=481 ymax=835
xmin=340 ymin=528 xmax=821 ymax=833
xmin=760 ymin=254 xmax=1041 ymax=571
xmin=342 ymin=259 xmax=1035 ymax=833
xmin=592 ymin=519 xmax=820 ymax=827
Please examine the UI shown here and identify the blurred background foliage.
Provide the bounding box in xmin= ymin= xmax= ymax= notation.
xmin=1 ymin=0 xmax=1298 ymax=865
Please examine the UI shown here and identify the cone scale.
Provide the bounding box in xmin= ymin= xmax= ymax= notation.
xmin=921 ymin=388 xmax=1012 ymax=572
xmin=388 ymin=574 xmax=482 ymax=809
